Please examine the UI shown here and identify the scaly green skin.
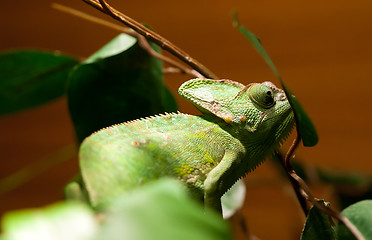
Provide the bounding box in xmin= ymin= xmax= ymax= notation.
xmin=79 ymin=79 xmax=294 ymax=212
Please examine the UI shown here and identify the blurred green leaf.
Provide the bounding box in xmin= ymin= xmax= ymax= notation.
xmin=281 ymin=157 xmax=372 ymax=209
xmin=301 ymin=201 xmax=336 ymax=240
xmin=274 ymin=156 xmax=372 ymax=209
xmin=0 ymin=50 xmax=78 ymax=115
xmin=337 ymin=200 xmax=372 ymax=240
xmin=1 ymin=180 xmax=232 ymax=240
xmin=314 ymin=165 xmax=372 ymax=210
xmin=221 ymin=179 xmax=246 ymax=219
xmin=68 ymin=33 xmax=177 ymax=143
xmin=1 ymin=202 xmax=97 ymax=240
xmin=279 ymin=157 xmax=371 ymax=188
xmin=316 ymin=168 xmax=368 ymax=186
xmin=291 ymin=159 xmax=309 ymax=181
xmin=232 ymin=12 xmax=318 ymax=147
xmin=96 ymin=178 xmax=232 ymax=240
xmin=337 ymin=190 xmax=372 ymax=210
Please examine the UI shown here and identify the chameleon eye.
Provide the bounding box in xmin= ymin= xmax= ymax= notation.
xmin=248 ymin=84 xmax=275 ymax=109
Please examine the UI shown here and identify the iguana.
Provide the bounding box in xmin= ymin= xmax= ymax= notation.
xmin=78 ymin=78 xmax=294 ymax=212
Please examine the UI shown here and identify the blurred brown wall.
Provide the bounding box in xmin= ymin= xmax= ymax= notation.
xmin=1 ymin=0 xmax=372 ymax=239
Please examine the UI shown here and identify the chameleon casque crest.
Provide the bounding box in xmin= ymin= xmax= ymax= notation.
xmin=79 ymin=78 xmax=294 ymax=212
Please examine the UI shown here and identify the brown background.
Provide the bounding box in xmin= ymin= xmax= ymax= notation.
xmin=1 ymin=0 xmax=372 ymax=239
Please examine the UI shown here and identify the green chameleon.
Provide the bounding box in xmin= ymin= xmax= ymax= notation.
xmin=78 ymin=78 xmax=294 ymax=213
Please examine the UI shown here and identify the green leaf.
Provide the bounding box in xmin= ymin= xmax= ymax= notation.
xmin=1 ymin=202 xmax=97 ymax=240
xmin=84 ymin=34 xmax=137 ymax=63
xmin=232 ymin=12 xmax=280 ymax=81
xmin=281 ymin=83 xmax=319 ymax=146
xmin=68 ymin=33 xmax=177 ymax=143
xmin=301 ymin=201 xmax=336 ymax=240
xmin=232 ymin=12 xmax=318 ymax=147
xmin=96 ymin=178 xmax=232 ymax=240
xmin=337 ymin=200 xmax=372 ymax=240
xmin=221 ymin=179 xmax=246 ymax=219
xmin=0 ymin=50 xmax=79 ymax=115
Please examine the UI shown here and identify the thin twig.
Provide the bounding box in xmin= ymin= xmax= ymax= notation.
xmin=275 ymin=146 xmax=309 ymax=215
xmin=52 ymin=3 xmax=131 ymax=33
xmin=291 ymin=171 xmax=365 ymax=240
xmin=82 ymin=0 xmax=218 ymax=79
xmin=136 ymin=36 xmax=203 ymax=78
xmin=277 ymin=135 xmax=365 ymax=240
xmin=284 ymin=134 xmax=300 ymax=169
xmin=163 ymin=67 xmax=205 ymax=78
xmin=52 ymin=3 xmax=201 ymax=78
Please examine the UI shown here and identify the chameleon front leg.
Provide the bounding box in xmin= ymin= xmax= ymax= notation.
xmin=203 ymin=151 xmax=239 ymax=214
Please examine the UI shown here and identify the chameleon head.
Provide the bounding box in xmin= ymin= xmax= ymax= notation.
xmin=179 ymin=79 xmax=294 ymax=144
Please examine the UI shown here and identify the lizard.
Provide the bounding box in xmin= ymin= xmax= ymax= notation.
xmin=77 ymin=78 xmax=295 ymax=213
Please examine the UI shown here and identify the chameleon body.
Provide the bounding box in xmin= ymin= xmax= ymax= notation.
xmin=79 ymin=79 xmax=294 ymax=211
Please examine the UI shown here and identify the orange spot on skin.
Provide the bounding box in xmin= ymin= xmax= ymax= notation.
xmin=224 ymin=115 xmax=233 ymax=123
xmin=240 ymin=115 xmax=247 ymax=122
